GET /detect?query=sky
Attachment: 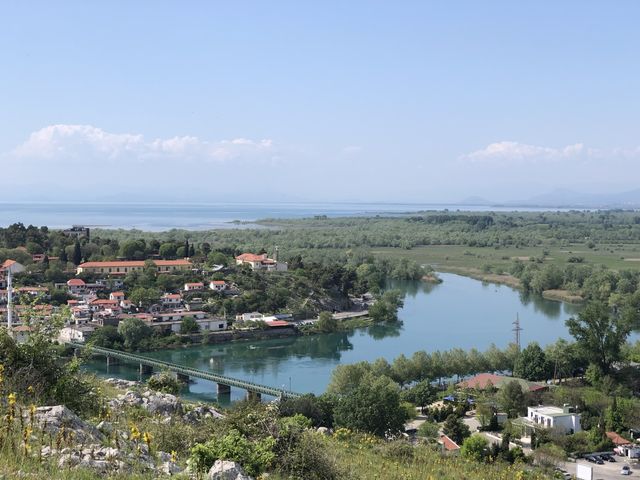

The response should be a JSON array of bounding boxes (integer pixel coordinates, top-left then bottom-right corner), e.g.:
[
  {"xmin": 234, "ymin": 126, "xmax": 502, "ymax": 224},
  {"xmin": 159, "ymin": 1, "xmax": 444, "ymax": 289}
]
[{"xmin": 1, "ymin": 1, "xmax": 639, "ymax": 204}]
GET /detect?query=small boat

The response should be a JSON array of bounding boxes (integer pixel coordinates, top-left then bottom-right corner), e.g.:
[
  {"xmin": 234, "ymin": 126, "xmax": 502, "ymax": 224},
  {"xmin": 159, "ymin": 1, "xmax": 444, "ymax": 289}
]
[{"xmin": 249, "ymin": 345, "xmax": 257, "ymax": 350}]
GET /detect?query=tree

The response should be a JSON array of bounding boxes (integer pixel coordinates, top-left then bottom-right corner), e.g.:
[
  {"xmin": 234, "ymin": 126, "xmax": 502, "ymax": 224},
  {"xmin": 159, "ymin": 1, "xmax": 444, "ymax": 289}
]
[
  {"xmin": 72, "ymin": 239, "xmax": 82, "ymax": 265},
  {"xmin": 442, "ymin": 414, "xmax": 471, "ymax": 445},
  {"xmin": 159, "ymin": 242, "xmax": 177, "ymax": 259},
  {"xmin": 460, "ymin": 434, "xmax": 488, "ymax": 462},
  {"xmin": 316, "ymin": 312, "xmax": 338, "ymax": 333},
  {"xmin": 401, "ymin": 380, "xmax": 436, "ymax": 413},
  {"xmin": 129, "ymin": 287, "xmax": 161, "ymax": 309},
  {"xmin": 498, "ymin": 380, "xmax": 526, "ymax": 418},
  {"xmin": 117, "ymin": 317, "xmax": 152, "ymax": 350},
  {"xmin": 180, "ymin": 316, "xmax": 200, "ymax": 334},
  {"xmin": 513, "ymin": 342, "xmax": 551, "ymax": 381},
  {"xmin": 333, "ymin": 373, "xmax": 407, "ymax": 436},
  {"xmin": 90, "ymin": 325, "xmax": 124, "ymax": 349},
  {"xmin": 369, "ymin": 289, "xmax": 404, "ymax": 323},
  {"xmin": 566, "ymin": 301, "xmax": 631, "ymax": 374}
]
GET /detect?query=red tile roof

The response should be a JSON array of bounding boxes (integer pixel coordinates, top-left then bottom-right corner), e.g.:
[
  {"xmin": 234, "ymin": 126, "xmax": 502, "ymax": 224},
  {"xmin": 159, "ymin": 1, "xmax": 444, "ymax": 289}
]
[
  {"xmin": 110, "ymin": 291, "xmax": 125, "ymax": 296},
  {"xmin": 457, "ymin": 373, "xmax": 506, "ymax": 390},
  {"xmin": 67, "ymin": 279, "xmax": 86, "ymax": 286},
  {"xmin": 236, "ymin": 253, "xmax": 267, "ymax": 262},
  {"xmin": 211, "ymin": 280, "xmax": 226, "ymax": 285},
  {"xmin": 265, "ymin": 320, "xmax": 290, "ymax": 327},
  {"xmin": 606, "ymin": 431, "xmax": 631, "ymax": 446},
  {"xmin": 2, "ymin": 259, "xmax": 17, "ymax": 268},
  {"xmin": 79, "ymin": 260, "xmax": 191, "ymax": 268},
  {"xmin": 440, "ymin": 435, "xmax": 460, "ymax": 451}
]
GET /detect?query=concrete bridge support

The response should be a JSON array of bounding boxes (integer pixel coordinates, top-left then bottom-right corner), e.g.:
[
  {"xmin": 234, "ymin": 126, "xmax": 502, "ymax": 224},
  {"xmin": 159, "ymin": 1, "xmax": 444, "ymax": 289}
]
[
  {"xmin": 246, "ymin": 391, "xmax": 262, "ymax": 402},
  {"xmin": 139, "ymin": 364, "xmax": 153, "ymax": 376},
  {"xmin": 176, "ymin": 373, "xmax": 190, "ymax": 383},
  {"xmin": 217, "ymin": 383, "xmax": 231, "ymax": 395}
]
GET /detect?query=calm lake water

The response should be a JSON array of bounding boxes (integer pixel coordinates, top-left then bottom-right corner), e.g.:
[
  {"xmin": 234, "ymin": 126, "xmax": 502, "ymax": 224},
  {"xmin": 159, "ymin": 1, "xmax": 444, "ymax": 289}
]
[
  {"xmin": 84, "ymin": 273, "xmax": 581, "ymax": 403},
  {"xmin": 0, "ymin": 201, "xmax": 573, "ymax": 231}
]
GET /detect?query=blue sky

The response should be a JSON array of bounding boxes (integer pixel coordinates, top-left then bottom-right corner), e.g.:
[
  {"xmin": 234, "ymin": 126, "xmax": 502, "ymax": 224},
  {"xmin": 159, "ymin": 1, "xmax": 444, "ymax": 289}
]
[{"xmin": 1, "ymin": 1, "xmax": 639, "ymax": 203}]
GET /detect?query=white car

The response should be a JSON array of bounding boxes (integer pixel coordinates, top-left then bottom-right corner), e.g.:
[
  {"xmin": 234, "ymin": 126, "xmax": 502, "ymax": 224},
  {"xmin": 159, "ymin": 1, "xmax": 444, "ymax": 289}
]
[{"xmin": 621, "ymin": 464, "xmax": 631, "ymax": 475}]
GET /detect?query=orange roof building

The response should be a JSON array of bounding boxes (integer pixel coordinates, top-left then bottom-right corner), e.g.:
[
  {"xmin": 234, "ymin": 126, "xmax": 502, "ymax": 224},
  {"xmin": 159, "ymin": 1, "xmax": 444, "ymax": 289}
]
[{"xmin": 77, "ymin": 259, "xmax": 191, "ymax": 275}]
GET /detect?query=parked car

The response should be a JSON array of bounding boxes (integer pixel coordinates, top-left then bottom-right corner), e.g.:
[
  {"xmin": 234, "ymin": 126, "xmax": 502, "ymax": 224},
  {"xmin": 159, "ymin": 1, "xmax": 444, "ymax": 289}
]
[
  {"xmin": 593, "ymin": 455, "xmax": 604, "ymax": 465},
  {"xmin": 621, "ymin": 465, "xmax": 631, "ymax": 475}
]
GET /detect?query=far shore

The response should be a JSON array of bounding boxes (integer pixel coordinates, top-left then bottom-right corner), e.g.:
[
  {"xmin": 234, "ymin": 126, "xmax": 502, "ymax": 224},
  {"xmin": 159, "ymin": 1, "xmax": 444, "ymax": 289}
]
[{"xmin": 436, "ymin": 266, "xmax": 585, "ymax": 304}]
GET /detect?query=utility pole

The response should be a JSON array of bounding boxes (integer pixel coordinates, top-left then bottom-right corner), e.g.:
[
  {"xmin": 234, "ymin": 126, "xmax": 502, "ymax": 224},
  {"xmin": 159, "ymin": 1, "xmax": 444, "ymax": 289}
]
[
  {"xmin": 7, "ymin": 268, "xmax": 13, "ymax": 332},
  {"xmin": 512, "ymin": 313, "xmax": 523, "ymax": 352}
]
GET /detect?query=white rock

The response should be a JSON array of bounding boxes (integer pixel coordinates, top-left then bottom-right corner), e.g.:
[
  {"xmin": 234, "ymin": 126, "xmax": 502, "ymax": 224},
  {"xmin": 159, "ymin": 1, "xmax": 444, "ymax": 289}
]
[{"xmin": 207, "ymin": 460, "xmax": 254, "ymax": 480}]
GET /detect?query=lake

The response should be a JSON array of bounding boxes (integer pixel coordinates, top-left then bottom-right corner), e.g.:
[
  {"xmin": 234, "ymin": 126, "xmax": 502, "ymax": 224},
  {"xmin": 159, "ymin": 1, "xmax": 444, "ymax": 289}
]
[
  {"xmin": 0, "ymin": 201, "xmax": 573, "ymax": 231},
  {"xmin": 84, "ymin": 273, "xmax": 582, "ymax": 402}
]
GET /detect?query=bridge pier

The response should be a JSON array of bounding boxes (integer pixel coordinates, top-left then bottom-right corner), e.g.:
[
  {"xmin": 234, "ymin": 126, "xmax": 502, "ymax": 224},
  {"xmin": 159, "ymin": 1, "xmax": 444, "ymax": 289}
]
[
  {"xmin": 246, "ymin": 391, "xmax": 262, "ymax": 402},
  {"xmin": 139, "ymin": 364, "xmax": 153, "ymax": 376},
  {"xmin": 176, "ymin": 373, "xmax": 190, "ymax": 383},
  {"xmin": 217, "ymin": 383, "xmax": 231, "ymax": 395},
  {"xmin": 106, "ymin": 355, "xmax": 120, "ymax": 373}
]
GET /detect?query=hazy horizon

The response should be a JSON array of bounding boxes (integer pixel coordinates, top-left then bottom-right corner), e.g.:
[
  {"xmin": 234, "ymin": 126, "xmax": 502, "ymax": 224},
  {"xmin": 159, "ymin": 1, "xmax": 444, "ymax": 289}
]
[{"xmin": 2, "ymin": 1, "xmax": 639, "ymax": 204}]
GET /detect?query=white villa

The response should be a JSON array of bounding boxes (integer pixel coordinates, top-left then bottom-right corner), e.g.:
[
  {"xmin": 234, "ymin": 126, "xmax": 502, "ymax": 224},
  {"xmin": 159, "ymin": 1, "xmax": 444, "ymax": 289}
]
[{"xmin": 519, "ymin": 405, "xmax": 581, "ymax": 434}]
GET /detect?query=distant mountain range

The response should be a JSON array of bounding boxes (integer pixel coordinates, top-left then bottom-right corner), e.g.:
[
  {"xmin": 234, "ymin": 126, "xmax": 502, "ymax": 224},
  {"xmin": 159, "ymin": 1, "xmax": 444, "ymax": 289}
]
[{"xmin": 461, "ymin": 189, "xmax": 640, "ymax": 209}]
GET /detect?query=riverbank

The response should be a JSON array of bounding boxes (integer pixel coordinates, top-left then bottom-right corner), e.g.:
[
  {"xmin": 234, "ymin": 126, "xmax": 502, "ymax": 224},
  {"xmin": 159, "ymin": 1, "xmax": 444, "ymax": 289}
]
[{"xmin": 436, "ymin": 266, "xmax": 584, "ymax": 304}]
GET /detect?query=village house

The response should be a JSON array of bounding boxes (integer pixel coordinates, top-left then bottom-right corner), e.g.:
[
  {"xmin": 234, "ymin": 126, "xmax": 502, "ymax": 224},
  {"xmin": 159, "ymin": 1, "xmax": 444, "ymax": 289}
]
[
  {"xmin": 109, "ymin": 291, "xmax": 125, "ymax": 303},
  {"xmin": 516, "ymin": 405, "xmax": 581, "ymax": 435},
  {"xmin": 58, "ymin": 324, "xmax": 95, "ymax": 344},
  {"xmin": 1, "ymin": 259, "xmax": 26, "ymax": 275},
  {"xmin": 16, "ymin": 286, "xmax": 49, "ymax": 297},
  {"xmin": 10, "ymin": 325, "xmax": 33, "ymax": 344},
  {"xmin": 161, "ymin": 293, "xmax": 182, "ymax": 306},
  {"xmin": 235, "ymin": 253, "xmax": 288, "ymax": 272},
  {"xmin": 184, "ymin": 282, "xmax": 204, "ymax": 292},
  {"xmin": 67, "ymin": 278, "xmax": 86, "ymax": 295},
  {"xmin": 89, "ymin": 298, "xmax": 120, "ymax": 314},
  {"xmin": 76, "ymin": 259, "xmax": 192, "ymax": 275},
  {"xmin": 209, "ymin": 280, "xmax": 227, "ymax": 292}
]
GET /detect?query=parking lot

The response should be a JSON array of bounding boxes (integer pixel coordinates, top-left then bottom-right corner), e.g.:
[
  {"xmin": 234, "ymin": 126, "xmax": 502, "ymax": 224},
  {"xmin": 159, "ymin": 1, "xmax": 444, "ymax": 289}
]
[{"xmin": 562, "ymin": 458, "xmax": 638, "ymax": 480}]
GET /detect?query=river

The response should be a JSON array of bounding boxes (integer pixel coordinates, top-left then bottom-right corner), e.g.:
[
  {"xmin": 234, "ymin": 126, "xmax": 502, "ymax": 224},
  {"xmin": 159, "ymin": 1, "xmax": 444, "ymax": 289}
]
[{"xmin": 83, "ymin": 273, "xmax": 582, "ymax": 403}]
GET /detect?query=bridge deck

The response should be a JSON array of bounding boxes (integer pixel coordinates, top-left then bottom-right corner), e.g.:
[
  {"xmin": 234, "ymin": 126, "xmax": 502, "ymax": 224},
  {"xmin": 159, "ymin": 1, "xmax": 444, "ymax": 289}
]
[{"xmin": 70, "ymin": 343, "xmax": 302, "ymax": 398}]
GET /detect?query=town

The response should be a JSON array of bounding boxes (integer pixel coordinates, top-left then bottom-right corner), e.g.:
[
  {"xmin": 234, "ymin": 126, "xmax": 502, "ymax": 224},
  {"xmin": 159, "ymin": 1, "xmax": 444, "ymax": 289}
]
[{"xmin": 0, "ymin": 227, "xmax": 374, "ymax": 348}]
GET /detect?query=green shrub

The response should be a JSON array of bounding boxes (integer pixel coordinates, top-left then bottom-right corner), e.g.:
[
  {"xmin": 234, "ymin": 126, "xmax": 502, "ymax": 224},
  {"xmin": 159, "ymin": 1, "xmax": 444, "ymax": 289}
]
[
  {"xmin": 147, "ymin": 371, "xmax": 181, "ymax": 394},
  {"xmin": 189, "ymin": 428, "xmax": 276, "ymax": 476}
]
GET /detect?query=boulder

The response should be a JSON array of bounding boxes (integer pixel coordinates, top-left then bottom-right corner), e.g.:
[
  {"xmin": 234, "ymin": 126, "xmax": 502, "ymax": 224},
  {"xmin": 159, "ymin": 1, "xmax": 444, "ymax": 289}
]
[
  {"xmin": 207, "ymin": 460, "xmax": 254, "ymax": 480},
  {"xmin": 31, "ymin": 405, "xmax": 104, "ymax": 444}
]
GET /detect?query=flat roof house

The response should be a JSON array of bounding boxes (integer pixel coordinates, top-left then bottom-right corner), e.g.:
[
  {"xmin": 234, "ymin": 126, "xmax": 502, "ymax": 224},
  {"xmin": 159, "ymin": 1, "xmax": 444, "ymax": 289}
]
[{"xmin": 516, "ymin": 405, "xmax": 581, "ymax": 435}]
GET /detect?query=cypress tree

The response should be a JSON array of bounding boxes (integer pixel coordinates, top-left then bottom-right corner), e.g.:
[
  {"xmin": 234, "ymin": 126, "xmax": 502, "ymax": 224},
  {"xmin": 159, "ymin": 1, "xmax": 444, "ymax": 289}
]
[{"xmin": 73, "ymin": 240, "xmax": 82, "ymax": 265}]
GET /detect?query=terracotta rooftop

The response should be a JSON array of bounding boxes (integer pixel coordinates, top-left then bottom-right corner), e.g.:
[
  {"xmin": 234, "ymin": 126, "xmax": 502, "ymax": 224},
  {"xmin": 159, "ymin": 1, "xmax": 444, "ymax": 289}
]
[
  {"xmin": 439, "ymin": 435, "xmax": 460, "ymax": 451},
  {"xmin": 79, "ymin": 259, "xmax": 191, "ymax": 268}
]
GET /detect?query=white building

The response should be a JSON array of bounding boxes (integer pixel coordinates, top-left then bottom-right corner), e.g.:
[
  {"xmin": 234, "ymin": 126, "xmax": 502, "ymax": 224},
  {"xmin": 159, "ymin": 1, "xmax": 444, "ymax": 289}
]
[
  {"xmin": 184, "ymin": 282, "xmax": 204, "ymax": 292},
  {"xmin": 235, "ymin": 253, "xmax": 288, "ymax": 272},
  {"xmin": 525, "ymin": 405, "xmax": 581, "ymax": 434},
  {"xmin": 58, "ymin": 325, "xmax": 95, "ymax": 343},
  {"xmin": 11, "ymin": 325, "xmax": 32, "ymax": 344},
  {"xmin": 209, "ymin": 280, "xmax": 227, "ymax": 292},
  {"xmin": 1, "ymin": 259, "xmax": 26, "ymax": 275},
  {"xmin": 162, "ymin": 293, "xmax": 182, "ymax": 306}
]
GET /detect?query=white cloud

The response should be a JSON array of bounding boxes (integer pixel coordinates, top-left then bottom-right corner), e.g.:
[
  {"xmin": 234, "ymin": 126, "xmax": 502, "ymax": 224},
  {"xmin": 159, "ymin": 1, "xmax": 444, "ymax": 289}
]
[
  {"xmin": 461, "ymin": 141, "xmax": 586, "ymax": 163},
  {"xmin": 10, "ymin": 124, "xmax": 276, "ymax": 163}
]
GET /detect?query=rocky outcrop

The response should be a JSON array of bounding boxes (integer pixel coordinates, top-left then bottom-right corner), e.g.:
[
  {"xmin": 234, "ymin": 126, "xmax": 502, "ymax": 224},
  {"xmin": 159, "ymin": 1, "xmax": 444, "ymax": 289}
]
[
  {"xmin": 183, "ymin": 404, "xmax": 224, "ymax": 424},
  {"xmin": 207, "ymin": 460, "xmax": 254, "ymax": 480},
  {"xmin": 104, "ymin": 377, "xmax": 139, "ymax": 389},
  {"xmin": 29, "ymin": 405, "xmax": 105, "ymax": 444},
  {"xmin": 109, "ymin": 389, "xmax": 183, "ymax": 415}
]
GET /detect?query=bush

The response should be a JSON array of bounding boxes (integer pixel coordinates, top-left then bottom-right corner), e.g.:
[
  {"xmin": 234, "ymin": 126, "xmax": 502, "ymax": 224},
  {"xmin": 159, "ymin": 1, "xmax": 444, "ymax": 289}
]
[
  {"xmin": 189, "ymin": 428, "xmax": 276, "ymax": 476},
  {"xmin": 147, "ymin": 371, "xmax": 181, "ymax": 394},
  {"xmin": 376, "ymin": 439, "xmax": 415, "ymax": 460}
]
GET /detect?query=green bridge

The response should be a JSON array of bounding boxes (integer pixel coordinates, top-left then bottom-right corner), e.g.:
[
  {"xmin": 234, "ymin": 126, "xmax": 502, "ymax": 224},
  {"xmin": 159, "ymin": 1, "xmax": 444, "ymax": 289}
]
[{"xmin": 69, "ymin": 343, "xmax": 302, "ymax": 400}]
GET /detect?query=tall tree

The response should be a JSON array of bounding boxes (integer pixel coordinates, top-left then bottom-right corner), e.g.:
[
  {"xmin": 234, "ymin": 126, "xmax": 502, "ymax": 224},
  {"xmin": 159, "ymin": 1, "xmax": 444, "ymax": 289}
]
[
  {"xmin": 513, "ymin": 342, "xmax": 551, "ymax": 381},
  {"xmin": 443, "ymin": 414, "xmax": 471, "ymax": 444},
  {"xmin": 498, "ymin": 380, "xmax": 526, "ymax": 418},
  {"xmin": 333, "ymin": 373, "xmax": 407, "ymax": 436},
  {"xmin": 72, "ymin": 239, "xmax": 82, "ymax": 265},
  {"xmin": 566, "ymin": 301, "xmax": 631, "ymax": 374}
]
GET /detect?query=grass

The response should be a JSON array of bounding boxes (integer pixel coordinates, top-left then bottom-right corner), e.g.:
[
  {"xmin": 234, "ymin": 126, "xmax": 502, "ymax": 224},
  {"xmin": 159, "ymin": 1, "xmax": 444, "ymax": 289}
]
[
  {"xmin": 371, "ymin": 242, "xmax": 640, "ymax": 274},
  {"xmin": 319, "ymin": 434, "xmax": 548, "ymax": 480}
]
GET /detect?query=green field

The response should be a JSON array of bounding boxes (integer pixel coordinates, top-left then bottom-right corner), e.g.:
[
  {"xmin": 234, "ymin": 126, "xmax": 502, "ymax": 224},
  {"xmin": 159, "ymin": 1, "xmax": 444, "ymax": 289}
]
[{"xmin": 371, "ymin": 242, "xmax": 640, "ymax": 274}]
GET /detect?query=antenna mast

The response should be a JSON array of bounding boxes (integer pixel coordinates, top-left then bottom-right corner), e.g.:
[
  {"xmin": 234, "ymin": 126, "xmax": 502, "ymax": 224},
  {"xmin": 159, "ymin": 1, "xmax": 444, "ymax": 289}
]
[{"xmin": 512, "ymin": 313, "xmax": 522, "ymax": 352}]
